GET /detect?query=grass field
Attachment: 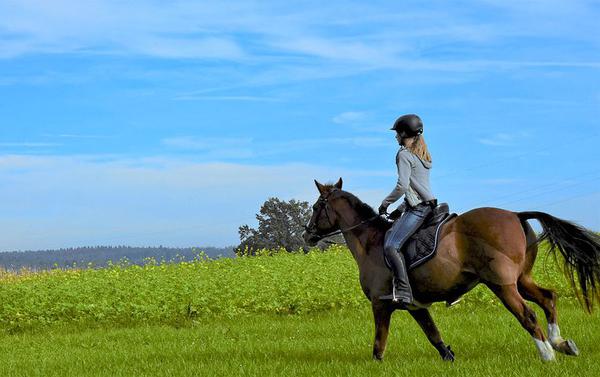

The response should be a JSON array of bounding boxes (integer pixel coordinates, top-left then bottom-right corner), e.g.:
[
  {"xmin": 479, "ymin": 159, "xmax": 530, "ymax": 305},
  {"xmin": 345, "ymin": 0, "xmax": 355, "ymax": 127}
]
[
  {"xmin": 1, "ymin": 302, "xmax": 598, "ymax": 377},
  {"xmin": 1, "ymin": 246, "xmax": 599, "ymax": 376}
]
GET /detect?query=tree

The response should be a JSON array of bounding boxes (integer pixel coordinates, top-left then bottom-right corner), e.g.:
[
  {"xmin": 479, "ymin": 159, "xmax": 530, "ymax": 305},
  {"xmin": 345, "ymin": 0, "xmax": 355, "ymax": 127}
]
[
  {"xmin": 237, "ymin": 198, "xmax": 309, "ymax": 255},
  {"xmin": 236, "ymin": 197, "xmax": 311, "ymax": 255},
  {"xmin": 236, "ymin": 197, "xmax": 347, "ymax": 256}
]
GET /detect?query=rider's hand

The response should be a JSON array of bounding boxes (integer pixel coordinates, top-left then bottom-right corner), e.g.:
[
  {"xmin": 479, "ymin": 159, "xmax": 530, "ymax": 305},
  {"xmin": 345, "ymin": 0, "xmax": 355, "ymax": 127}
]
[{"xmin": 378, "ymin": 204, "xmax": 388, "ymax": 215}]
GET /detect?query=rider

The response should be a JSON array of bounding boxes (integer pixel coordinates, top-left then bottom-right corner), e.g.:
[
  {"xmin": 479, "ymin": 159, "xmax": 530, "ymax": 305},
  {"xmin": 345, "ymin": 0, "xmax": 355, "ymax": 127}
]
[{"xmin": 378, "ymin": 114, "xmax": 436, "ymax": 306}]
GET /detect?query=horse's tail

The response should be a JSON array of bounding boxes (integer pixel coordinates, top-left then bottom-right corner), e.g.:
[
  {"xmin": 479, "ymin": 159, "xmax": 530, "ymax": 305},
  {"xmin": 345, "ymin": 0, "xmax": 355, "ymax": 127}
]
[{"xmin": 518, "ymin": 211, "xmax": 600, "ymax": 312}]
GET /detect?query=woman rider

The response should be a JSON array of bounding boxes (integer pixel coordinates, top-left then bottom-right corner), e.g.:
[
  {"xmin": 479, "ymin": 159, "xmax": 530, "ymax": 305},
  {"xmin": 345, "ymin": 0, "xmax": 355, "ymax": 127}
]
[{"xmin": 378, "ymin": 114, "xmax": 436, "ymax": 307}]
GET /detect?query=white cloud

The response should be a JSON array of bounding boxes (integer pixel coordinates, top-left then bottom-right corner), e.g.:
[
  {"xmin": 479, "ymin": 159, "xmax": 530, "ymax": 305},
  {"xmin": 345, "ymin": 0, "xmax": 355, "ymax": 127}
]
[
  {"xmin": 478, "ymin": 133, "xmax": 515, "ymax": 146},
  {"xmin": 162, "ymin": 136, "xmax": 253, "ymax": 150},
  {"xmin": 269, "ymin": 36, "xmax": 404, "ymax": 66},
  {"xmin": 0, "ymin": 152, "xmax": 597, "ymax": 251},
  {"xmin": 131, "ymin": 36, "xmax": 244, "ymax": 60},
  {"xmin": 332, "ymin": 111, "xmax": 367, "ymax": 125},
  {"xmin": 53, "ymin": 134, "xmax": 108, "ymax": 139},
  {"xmin": 1, "ymin": 0, "xmax": 597, "ymax": 68},
  {"xmin": 0, "ymin": 142, "xmax": 60, "ymax": 147},
  {"xmin": 0, "ymin": 1, "xmax": 248, "ymax": 60},
  {"xmin": 479, "ymin": 178, "xmax": 522, "ymax": 185},
  {"xmin": 0, "ymin": 154, "xmax": 387, "ymax": 250},
  {"xmin": 161, "ymin": 137, "xmax": 255, "ymax": 160},
  {"xmin": 478, "ymin": 131, "xmax": 531, "ymax": 147},
  {"xmin": 159, "ymin": 136, "xmax": 391, "ymax": 160},
  {"xmin": 173, "ymin": 95, "xmax": 281, "ymax": 102}
]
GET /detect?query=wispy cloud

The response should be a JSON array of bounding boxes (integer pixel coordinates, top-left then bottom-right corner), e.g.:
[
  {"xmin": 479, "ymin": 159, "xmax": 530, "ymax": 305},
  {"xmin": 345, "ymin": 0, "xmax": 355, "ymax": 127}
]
[
  {"xmin": 0, "ymin": 142, "xmax": 60, "ymax": 147},
  {"xmin": 162, "ymin": 136, "xmax": 253, "ymax": 150},
  {"xmin": 478, "ymin": 131, "xmax": 530, "ymax": 147},
  {"xmin": 0, "ymin": 153, "xmax": 386, "ymax": 250},
  {"xmin": 0, "ymin": 1, "xmax": 248, "ymax": 60},
  {"xmin": 160, "ymin": 135, "xmax": 389, "ymax": 160},
  {"xmin": 479, "ymin": 178, "xmax": 522, "ymax": 185},
  {"xmin": 277, "ymin": 137, "xmax": 389, "ymax": 150},
  {"xmin": 131, "ymin": 36, "xmax": 245, "ymax": 60},
  {"xmin": 268, "ymin": 36, "xmax": 404, "ymax": 66},
  {"xmin": 173, "ymin": 95, "xmax": 282, "ymax": 102},
  {"xmin": 161, "ymin": 136, "xmax": 255, "ymax": 159},
  {"xmin": 41, "ymin": 133, "xmax": 109, "ymax": 139},
  {"xmin": 497, "ymin": 97, "xmax": 584, "ymax": 106},
  {"xmin": 1, "ymin": 0, "xmax": 598, "ymax": 69},
  {"xmin": 332, "ymin": 111, "xmax": 367, "ymax": 125}
]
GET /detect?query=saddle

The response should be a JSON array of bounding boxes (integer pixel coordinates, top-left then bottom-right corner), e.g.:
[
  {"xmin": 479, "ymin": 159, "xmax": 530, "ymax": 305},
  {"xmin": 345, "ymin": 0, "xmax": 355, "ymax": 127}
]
[{"xmin": 385, "ymin": 203, "xmax": 457, "ymax": 271}]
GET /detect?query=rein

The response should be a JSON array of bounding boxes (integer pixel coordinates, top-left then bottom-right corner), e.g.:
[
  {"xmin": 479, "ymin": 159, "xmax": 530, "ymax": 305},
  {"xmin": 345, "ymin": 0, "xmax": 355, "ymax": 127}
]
[{"xmin": 316, "ymin": 214, "xmax": 380, "ymax": 239}]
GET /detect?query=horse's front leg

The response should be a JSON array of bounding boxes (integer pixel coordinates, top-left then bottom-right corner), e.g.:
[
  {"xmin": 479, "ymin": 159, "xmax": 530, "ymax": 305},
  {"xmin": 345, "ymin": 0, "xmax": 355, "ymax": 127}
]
[
  {"xmin": 372, "ymin": 303, "xmax": 392, "ymax": 361},
  {"xmin": 409, "ymin": 309, "xmax": 455, "ymax": 361}
]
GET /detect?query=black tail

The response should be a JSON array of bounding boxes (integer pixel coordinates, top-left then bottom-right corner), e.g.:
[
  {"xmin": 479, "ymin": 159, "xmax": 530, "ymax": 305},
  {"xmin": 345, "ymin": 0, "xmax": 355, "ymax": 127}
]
[{"xmin": 518, "ymin": 211, "xmax": 600, "ymax": 312}]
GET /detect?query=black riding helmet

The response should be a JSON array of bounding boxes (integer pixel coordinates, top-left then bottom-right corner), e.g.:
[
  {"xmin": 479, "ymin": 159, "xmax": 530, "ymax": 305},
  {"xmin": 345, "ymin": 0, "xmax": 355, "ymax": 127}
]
[{"xmin": 391, "ymin": 114, "xmax": 423, "ymax": 137}]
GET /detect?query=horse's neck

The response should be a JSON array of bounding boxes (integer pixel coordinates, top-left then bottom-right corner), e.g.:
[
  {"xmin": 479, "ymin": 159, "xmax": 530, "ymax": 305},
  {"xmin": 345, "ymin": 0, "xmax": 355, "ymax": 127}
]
[
  {"xmin": 336, "ymin": 204, "xmax": 377, "ymax": 263},
  {"xmin": 341, "ymin": 230, "xmax": 368, "ymax": 263}
]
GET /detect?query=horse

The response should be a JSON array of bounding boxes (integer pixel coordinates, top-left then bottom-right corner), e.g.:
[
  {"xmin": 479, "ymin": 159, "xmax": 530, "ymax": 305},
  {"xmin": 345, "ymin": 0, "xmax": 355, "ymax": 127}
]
[{"xmin": 302, "ymin": 178, "xmax": 600, "ymax": 362}]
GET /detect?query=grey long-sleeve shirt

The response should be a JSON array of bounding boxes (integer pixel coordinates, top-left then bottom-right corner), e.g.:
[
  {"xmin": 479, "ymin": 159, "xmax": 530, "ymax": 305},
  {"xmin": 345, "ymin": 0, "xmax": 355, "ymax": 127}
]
[{"xmin": 381, "ymin": 146, "xmax": 434, "ymax": 209}]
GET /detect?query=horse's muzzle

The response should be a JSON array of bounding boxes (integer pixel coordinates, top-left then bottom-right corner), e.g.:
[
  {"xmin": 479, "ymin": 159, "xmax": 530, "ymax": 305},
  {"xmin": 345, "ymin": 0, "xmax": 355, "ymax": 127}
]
[{"xmin": 302, "ymin": 230, "xmax": 321, "ymax": 247}]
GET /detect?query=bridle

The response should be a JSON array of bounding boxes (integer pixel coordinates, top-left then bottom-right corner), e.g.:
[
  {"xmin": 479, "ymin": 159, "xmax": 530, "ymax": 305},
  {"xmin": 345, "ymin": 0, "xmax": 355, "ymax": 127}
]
[{"xmin": 305, "ymin": 191, "xmax": 379, "ymax": 241}]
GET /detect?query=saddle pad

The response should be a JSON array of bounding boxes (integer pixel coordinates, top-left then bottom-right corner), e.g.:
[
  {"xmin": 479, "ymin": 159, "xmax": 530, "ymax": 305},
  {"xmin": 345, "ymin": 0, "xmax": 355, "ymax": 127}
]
[{"xmin": 404, "ymin": 213, "xmax": 457, "ymax": 271}]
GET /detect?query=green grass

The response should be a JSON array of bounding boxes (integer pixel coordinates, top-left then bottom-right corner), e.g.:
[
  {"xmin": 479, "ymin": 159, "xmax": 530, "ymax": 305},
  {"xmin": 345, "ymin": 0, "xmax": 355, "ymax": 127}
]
[
  {"xmin": 0, "ymin": 245, "xmax": 597, "ymax": 376},
  {"xmin": 0, "ymin": 302, "xmax": 598, "ymax": 377},
  {"xmin": 0, "ymin": 244, "xmax": 581, "ymax": 332},
  {"xmin": 0, "ymin": 246, "xmax": 366, "ymax": 331}
]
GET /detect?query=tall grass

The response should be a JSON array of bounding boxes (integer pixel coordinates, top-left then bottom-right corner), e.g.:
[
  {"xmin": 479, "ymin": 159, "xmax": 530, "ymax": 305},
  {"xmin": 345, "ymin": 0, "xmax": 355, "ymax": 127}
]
[{"xmin": 0, "ymin": 244, "xmax": 575, "ymax": 332}]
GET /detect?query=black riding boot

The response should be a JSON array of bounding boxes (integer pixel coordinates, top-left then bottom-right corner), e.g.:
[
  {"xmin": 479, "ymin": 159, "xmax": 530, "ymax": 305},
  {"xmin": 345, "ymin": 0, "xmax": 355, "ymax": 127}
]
[
  {"xmin": 379, "ymin": 202, "xmax": 432, "ymax": 306},
  {"xmin": 379, "ymin": 249, "xmax": 413, "ymax": 305}
]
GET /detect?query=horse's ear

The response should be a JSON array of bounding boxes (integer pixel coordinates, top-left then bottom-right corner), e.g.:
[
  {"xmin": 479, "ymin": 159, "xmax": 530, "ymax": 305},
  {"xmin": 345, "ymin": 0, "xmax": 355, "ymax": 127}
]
[
  {"xmin": 334, "ymin": 177, "xmax": 343, "ymax": 190},
  {"xmin": 314, "ymin": 180, "xmax": 327, "ymax": 195}
]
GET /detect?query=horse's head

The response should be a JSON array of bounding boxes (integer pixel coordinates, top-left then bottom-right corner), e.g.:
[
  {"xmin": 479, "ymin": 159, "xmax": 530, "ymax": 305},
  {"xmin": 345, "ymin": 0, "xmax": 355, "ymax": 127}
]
[{"xmin": 302, "ymin": 177, "xmax": 344, "ymax": 246}]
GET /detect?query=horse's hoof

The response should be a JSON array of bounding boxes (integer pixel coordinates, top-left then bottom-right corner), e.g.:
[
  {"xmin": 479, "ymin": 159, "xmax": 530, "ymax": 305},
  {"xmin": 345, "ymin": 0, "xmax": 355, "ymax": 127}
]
[
  {"xmin": 441, "ymin": 345, "xmax": 455, "ymax": 362},
  {"xmin": 373, "ymin": 352, "xmax": 384, "ymax": 361},
  {"xmin": 558, "ymin": 339, "xmax": 580, "ymax": 356}
]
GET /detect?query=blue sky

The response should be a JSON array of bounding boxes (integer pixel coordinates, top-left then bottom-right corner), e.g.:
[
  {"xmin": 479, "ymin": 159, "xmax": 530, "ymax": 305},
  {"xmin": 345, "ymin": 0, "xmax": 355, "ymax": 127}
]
[{"xmin": 1, "ymin": 0, "xmax": 599, "ymax": 251}]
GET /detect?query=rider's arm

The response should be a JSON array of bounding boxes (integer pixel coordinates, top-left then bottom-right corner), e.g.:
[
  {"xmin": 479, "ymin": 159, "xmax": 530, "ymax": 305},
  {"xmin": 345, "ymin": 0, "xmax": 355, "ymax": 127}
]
[{"xmin": 380, "ymin": 151, "xmax": 412, "ymax": 211}]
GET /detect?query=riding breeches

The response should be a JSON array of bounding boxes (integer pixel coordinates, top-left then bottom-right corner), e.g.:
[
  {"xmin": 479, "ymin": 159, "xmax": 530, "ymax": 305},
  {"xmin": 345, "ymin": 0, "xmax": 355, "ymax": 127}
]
[
  {"xmin": 383, "ymin": 202, "xmax": 432, "ymax": 300},
  {"xmin": 384, "ymin": 202, "xmax": 432, "ymax": 257}
]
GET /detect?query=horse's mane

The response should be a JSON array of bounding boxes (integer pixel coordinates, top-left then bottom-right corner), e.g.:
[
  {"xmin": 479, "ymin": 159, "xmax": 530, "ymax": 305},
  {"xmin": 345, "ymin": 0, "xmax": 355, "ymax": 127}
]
[{"xmin": 324, "ymin": 186, "xmax": 390, "ymax": 231}]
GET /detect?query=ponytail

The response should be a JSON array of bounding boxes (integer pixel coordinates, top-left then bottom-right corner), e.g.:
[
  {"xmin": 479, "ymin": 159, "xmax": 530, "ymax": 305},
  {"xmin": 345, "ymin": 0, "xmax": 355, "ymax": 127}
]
[{"xmin": 407, "ymin": 135, "xmax": 432, "ymax": 163}]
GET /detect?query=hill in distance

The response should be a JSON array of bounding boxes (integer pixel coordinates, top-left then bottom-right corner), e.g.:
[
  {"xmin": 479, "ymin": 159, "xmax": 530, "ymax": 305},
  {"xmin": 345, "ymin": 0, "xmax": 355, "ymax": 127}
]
[{"xmin": 0, "ymin": 246, "xmax": 235, "ymax": 271}]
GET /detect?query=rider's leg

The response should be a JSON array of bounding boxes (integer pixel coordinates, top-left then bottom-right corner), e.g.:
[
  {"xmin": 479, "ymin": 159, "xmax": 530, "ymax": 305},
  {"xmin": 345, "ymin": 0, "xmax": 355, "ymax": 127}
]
[
  {"xmin": 381, "ymin": 242, "xmax": 412, "ymax": 303},
  {"xmin": 381, "ymin": 203, "xmax": 432, "ymax": 304}
]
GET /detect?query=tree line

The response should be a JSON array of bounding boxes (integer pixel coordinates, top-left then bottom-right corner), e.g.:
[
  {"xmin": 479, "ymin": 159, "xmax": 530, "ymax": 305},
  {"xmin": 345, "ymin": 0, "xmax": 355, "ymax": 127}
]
[{"xmin": 0, "ymin": 246, "xmax": 234, "ymax": 271}]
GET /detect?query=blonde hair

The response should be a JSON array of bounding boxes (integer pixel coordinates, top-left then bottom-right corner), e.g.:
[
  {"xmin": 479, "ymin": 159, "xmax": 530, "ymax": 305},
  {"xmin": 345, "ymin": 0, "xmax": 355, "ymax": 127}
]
[{"xmin": 406, "ymin": 135, "xmax": 432, "ymax": 163}]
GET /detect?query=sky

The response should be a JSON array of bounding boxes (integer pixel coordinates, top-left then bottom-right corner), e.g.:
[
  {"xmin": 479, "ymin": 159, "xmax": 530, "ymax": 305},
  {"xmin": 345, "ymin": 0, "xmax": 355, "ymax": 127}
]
[{"xmin": 0, "ymin": 0, "xmax": 599, "ymax": 251}]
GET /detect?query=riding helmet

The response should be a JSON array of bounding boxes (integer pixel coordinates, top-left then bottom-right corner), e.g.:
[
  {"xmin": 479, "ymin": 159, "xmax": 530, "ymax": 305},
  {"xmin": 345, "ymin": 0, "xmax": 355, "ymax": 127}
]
[{"xmin": 391, "ymin": 114, "xmax": 423, "ymax": 137}]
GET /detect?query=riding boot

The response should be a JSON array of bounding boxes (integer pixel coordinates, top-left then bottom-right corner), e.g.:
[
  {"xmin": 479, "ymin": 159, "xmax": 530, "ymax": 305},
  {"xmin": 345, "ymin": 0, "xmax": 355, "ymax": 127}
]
[{"xmin": 379, "ymin": 250, "xmax": 413, "ymax": 305}]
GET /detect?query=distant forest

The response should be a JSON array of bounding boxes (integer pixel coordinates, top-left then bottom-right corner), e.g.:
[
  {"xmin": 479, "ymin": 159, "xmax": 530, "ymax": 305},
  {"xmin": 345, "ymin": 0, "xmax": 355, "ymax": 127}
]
[{"xmin": 0, "ymin": 246, "xmax": 235, "ymax": 271}]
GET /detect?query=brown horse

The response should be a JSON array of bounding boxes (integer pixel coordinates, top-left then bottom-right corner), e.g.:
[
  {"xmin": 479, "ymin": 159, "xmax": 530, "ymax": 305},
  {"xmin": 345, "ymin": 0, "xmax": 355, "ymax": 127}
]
[{"xmin": 302, "ymin": 178, "xmax": 600, "ymax": 362}]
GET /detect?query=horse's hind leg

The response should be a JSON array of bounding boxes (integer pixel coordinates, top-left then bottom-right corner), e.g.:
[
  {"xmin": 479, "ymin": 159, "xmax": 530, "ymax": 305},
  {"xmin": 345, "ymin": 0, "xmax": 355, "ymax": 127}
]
[
  {"xmin": 518, "ymin": 276, "xmax": 579, "ymax": 356},
  {"xmin": 487, "ymin": 283, "xmax": 555, "ymax": 361}
]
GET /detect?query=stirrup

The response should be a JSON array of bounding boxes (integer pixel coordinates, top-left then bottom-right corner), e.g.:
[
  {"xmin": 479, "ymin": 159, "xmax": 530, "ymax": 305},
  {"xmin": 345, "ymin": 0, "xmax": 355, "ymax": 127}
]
[
  {"xmin": 392, "ymin": 277, "xmax": 414, "ymax": 303},
  {"xmin": 446, "ymin": 297, "xmax": 462, "ymax": 307},
  {"xmin": 379, "ymin": 278, "xmax": 412, "ymax": 304}
]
